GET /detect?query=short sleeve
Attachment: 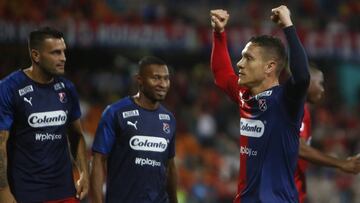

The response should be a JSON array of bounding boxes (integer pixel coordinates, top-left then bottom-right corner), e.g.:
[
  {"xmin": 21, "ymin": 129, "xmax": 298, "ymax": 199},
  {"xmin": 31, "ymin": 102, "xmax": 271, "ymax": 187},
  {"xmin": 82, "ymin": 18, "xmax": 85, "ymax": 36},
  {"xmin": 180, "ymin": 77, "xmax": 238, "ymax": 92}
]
[
  {"xmin": 0, "ymin": 80, "xmax": 15, "ymax": 130},
  {"xmin": 168, "ymin": 116, "xmax": 176, "ymax": 159},
  {"xmin": 66, "ymin": 81, "xmax": 81, "ymax": 121},
  {"xmin": 92, "ymin": 105, "xmax": 117, "ymax": 155}
]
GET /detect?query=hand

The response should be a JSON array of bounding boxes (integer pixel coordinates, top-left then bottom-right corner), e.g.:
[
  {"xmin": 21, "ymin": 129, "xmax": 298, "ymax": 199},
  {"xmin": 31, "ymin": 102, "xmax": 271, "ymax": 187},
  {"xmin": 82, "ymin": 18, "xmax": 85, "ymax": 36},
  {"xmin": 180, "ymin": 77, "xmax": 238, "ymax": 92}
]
[
  {"xmin": 210, "ymin": 9, "xmax": 229, "ymax": 33},
  {"xmin": 0, "ymin": 186, "xmax": 17, "ymax": 203},
  {"xmin": 339, "ymin": 154, "xmax": 360, "ymax": 174},
  {"xmin": 75, "ymin": 171, "xmax": 89, "ymax": 200},
  {"xmin": 271, "ymin": 5, "xmax": 293, "ymax": 28}
]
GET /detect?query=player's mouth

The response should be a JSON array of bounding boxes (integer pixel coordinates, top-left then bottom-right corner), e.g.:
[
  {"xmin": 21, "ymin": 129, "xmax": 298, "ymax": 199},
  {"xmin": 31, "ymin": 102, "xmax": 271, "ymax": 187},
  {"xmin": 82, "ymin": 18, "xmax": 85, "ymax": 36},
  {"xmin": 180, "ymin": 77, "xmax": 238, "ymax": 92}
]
[{"xmin": 155, "ymin": 89, "xmax": 167, "ymax": 96}]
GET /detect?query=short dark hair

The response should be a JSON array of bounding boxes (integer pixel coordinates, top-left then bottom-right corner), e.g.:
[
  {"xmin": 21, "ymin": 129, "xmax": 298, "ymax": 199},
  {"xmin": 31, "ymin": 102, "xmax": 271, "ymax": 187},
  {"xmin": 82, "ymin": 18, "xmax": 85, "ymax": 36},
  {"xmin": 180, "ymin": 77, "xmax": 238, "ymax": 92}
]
[
  {"xmin": 138, "ymin": 56, "xmax": 166, "ymax": 74},
  {"xmin": 249, "ymin": 35, "xmax": 287, "ymax": 75},
  {"xmin": 28, "ymin": 27, "xmax": 64, "ymax": 50}
]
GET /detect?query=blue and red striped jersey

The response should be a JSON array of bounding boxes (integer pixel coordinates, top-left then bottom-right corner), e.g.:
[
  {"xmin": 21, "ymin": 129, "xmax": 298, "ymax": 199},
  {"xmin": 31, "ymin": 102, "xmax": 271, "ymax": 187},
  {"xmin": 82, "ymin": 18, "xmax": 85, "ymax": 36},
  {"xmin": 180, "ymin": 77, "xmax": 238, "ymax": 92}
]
[{"xmin": 211, "ymin": 26, "xmax": 310, "ymax": 203}]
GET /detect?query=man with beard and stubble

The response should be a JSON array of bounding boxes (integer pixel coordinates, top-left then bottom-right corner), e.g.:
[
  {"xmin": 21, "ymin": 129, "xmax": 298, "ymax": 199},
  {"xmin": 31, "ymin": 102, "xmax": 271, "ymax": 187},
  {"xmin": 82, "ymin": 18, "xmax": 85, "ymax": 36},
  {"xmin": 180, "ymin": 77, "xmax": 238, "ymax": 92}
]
[
  {"xmin": 0, "ymin": 27, "xmax": 89, "ymax": 203},
  {"xmin": 90, "ymin": 56, "xmax": 178, "ymax": 203}
]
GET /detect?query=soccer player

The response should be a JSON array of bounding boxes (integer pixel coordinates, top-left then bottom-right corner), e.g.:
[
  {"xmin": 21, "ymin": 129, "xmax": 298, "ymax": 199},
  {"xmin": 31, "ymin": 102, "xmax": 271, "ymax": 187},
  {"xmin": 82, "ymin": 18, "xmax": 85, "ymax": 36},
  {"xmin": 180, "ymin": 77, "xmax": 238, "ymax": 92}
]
[
  {"xmin": 295, "ymin": 65, "xmax": 360, "ymax": 203},
  {"xmin": 0, "ymin": 27, "xmax": 89, "ymax": 202},
  {"xmin": 210, "ymin": 5, "xmax": 310, "ymax": 203},
  {"xmin": 90, "ymin": 56, "xmax": 178, "ymax": 203}
]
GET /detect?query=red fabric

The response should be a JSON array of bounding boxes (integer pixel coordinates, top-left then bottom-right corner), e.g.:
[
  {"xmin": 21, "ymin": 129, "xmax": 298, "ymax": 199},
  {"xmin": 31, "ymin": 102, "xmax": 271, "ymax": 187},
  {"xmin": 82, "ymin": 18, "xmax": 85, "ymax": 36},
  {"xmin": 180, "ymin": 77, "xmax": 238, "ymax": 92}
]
[
  {"xmin": 44, "ymin": 197, "xmax": 79, "ymax": 203},
  {"xmin": 295, "ymin": 104, "xmax": 312, "ymax": 203},
  {"xmin": 211, "ymin": 31, "xmax": 249, "ymax": 203}
]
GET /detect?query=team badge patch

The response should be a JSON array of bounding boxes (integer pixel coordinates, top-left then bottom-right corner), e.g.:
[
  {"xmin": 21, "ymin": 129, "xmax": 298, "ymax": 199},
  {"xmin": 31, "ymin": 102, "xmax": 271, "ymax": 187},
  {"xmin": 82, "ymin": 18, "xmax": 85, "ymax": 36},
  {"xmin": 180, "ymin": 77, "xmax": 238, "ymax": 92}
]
[
  {"xmin": 258, "ymin": 99, "xmax": 267, "ymax": 111},
  {"xmin": 58, "ymin": 92, "xmax": 67, "ymax": 103},
  {"xmin": 163, "ymin": 123, "xmax": 170, "ymax": 134}
]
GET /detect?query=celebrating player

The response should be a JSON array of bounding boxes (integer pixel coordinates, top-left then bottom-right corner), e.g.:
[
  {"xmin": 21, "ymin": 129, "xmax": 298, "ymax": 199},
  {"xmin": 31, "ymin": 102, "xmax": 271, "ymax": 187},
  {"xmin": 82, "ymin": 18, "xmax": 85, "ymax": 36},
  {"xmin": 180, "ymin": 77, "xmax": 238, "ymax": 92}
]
[
  {"xmin": 90, "ymin": 56, "xmax": 178, "ymax": 203},
  {"xmin": 0, "ymin": 27, "xmax": 89, "ymax": 202},
  {"xmin": 210, "ymin": 5, "xmax": 310, "ymax": 202}
]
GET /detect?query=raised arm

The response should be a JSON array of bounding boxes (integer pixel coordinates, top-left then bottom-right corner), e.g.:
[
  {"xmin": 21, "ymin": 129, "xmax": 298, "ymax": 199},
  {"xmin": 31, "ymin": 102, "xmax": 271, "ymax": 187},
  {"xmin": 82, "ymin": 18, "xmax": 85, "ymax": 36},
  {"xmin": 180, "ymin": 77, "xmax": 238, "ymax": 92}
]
[
  {"xmin": 210, "ymin": 9, "xmax": 240, "ymax": 102},
  {"xmin": 0, "ymin": 131, "xmax": 16, "ymax": 203},
  {"xmin": 299, "ymin": 138, "xmax": 360, "ymax": 174},
  {"xmin": 69, "ymin": 119, "xmax": 89, "ymax": 200},
  {"xmin": 271, "ymin": 5, "xmax": 310, "ymax": 98}
]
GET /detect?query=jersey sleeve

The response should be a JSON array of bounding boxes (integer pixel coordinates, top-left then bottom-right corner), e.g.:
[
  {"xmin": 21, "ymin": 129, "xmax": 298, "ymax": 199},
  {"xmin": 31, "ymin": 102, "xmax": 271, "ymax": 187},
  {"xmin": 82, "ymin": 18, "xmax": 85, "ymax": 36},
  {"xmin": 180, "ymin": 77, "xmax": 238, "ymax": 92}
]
[
  {"xmin": 0, "ymin": 80, "xmax": 15, "ymax": 130},
  {"xmin": 92, "ymin": 105, "xmax": 117, "ymax": 155},
  {"xmin": 211, "ymin": 31, "xmax": 241, "ymax": 102},
  {"xmin": 66, "ymin": 81, "xmax": 81, "ymax": 122},
  {"xmin": 282, "ymin": 26, "xmax": 310, "ymax": 122},
  {"xmin": 299, "ymin": 104, "xmax": 311, "ymax": 139},
  {"xmin": 168, "ymin": 116, "xmax": 176, "ymax": 159}
]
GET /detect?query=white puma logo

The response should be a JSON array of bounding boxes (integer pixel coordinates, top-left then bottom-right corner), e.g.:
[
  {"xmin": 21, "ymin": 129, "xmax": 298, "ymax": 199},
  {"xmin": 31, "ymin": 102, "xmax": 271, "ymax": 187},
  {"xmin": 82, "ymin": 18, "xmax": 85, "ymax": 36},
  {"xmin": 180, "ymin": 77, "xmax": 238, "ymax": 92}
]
[
  {"xmin": 24, "ymin": 97, "xmax": 32, "ymax": 106},
  {"xmin": 127, "ymin": 121, "xmax": 138, "ymax": 130}
]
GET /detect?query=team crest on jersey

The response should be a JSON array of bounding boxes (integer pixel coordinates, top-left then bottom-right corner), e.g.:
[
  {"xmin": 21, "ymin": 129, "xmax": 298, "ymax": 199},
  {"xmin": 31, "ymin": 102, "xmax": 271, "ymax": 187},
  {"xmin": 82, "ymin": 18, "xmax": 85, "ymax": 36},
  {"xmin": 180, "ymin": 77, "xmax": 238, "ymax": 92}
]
[
  {"xmin": 18, "ymin": 85, "xmax": 33, "ymax": 96},
  {"xmin": 159, "ymin": 114, "xmax": 170, "ymax": 120},
  {"xmin": 122, "ymin": 110, "xmax": 139, "ymax": 118},
  {"xmin": 54, "ymin": 82, "xmax": 65, "ymax": 91},
  {"xmin": 258, "ymin": 99, "xmax": 267, "ymax": 111},
  {"xmin": 58, "ymin": 92, "xmax": 67, "ymax": 103},
  {"xmin": 163, "ymin": 123, "xmax": 170, "ymax": 134}
]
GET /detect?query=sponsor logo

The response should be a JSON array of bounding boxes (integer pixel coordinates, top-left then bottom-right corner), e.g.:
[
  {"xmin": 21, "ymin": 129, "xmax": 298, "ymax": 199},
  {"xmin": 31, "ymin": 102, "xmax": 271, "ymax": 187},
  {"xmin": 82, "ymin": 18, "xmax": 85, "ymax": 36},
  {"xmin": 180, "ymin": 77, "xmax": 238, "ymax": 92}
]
[
  {"xmin": 129, "ymin": 135, "xmax": 168, "ymax": 152},
  {"xmin": 28, "ymin": 110, "xmax": 67, "ymax": 128},
  {"xmin": 240, "ymin": 146, "xmax": 258, "ymax": 157},
  {"xmin": 159, "ymin": 114, "xmax": 170, "ymax": 120},
  {"xmin": 35, "ymin": 133, "xmax": 62, "ymax": 141},
  {"xmin": 24, "ymin": 97, "xmax": 32, "ymax": 106},
  {"xmin": 122, "ymin": 110, "xmax": 139, "ymax": 118},
  {"xmin": 18, "ymin": 85, "xmax": 33, "ymax": 96},
  {"xmin": 54, "ymin": 82, "xmax": 65, "ymax": 91},
  {"xmin": 240, "ymin": 118, "xmax": 265, "ymax": 138},
  {"xmin": 135, "ymin": 157, "xmax": 161, "ymax": 167},
  {"xmin": 127, "ymin": 120, "xmax": 138, "ymax": 130}
]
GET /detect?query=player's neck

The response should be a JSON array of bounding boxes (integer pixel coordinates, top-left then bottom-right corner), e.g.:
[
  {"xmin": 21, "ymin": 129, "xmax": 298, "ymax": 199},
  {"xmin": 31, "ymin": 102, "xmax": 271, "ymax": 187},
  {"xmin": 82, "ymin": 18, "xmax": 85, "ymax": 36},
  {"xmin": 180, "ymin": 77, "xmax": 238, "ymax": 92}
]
[
  {"xmin": 250, "ymin": 79, "xmax": 279, "ymax": 96},
  {"xmin": 133, "ymin": 92, "xmax": 160, "ymax": 110},
  {"xmin": 24, "ymin": 66, "xmax": 54, "ymax": 84}
]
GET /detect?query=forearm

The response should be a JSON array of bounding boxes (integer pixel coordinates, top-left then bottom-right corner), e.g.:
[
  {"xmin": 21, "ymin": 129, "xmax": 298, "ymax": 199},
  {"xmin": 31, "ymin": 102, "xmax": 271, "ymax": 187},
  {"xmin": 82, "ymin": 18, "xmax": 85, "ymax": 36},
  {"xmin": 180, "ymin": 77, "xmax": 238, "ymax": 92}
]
[
  {"xmin": 300, "ymin": 143, "xmax": 343, "ymax": 168},
  {"xmin": 166, "ymin": 159, "xmax": 178, "ymax": 203},
  {"xmin": 211, "ymin": 31, "xmax": 237, "ymax": 89},
  {"xmin": 0, "ymin": 131, "xmax": 9, "ymax": 189},
  {"xmin": 284, "ymin": 26, "xmax": 310, "ymax": 87},
  {"xmin": 76, "ymin": 135, "xmax": 89, "ymax": 177},
  {"xmin": 90, "ymin": 154, "xmax": 106, "ymax": 203}
]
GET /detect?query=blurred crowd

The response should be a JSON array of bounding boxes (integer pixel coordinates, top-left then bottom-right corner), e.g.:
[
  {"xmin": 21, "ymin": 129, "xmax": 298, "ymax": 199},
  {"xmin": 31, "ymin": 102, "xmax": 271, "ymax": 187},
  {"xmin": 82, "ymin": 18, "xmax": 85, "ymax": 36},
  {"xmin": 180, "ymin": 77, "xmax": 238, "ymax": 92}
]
[
  {"xmin": 0, "ymin": 0, "xmax": 359, "ymax": 31},
  {"xmin": 1, "ymin": 0, "xmax": 360, "ymax": 203}
]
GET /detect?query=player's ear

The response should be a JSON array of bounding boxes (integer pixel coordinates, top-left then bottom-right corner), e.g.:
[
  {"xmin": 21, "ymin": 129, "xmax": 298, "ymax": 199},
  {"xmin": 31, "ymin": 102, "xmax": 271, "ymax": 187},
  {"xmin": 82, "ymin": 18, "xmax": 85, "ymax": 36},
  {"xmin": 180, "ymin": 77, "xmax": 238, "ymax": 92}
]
[
  {"xmin": 31, "ymin": 49, "xmax": 40, "ymax": 63},
  {"xmin": 265, "ymin": 61, "xmax": 276, "ymax": 74},
  {"xmin": 135, "ymin": 74, "xmax": 143, "ymax": 86}
]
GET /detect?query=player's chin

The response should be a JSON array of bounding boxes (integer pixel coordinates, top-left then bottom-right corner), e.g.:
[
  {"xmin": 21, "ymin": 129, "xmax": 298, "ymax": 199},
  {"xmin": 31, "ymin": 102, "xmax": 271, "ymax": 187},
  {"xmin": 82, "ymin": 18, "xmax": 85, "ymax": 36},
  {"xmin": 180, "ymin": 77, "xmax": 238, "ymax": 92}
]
[
  {"xmin": 238, "ymin": 78, "xmax": 245, "ymax": 86},
  {"xmin": 53, "ymin": 69, "xmax": 65, "ymax": 76}
]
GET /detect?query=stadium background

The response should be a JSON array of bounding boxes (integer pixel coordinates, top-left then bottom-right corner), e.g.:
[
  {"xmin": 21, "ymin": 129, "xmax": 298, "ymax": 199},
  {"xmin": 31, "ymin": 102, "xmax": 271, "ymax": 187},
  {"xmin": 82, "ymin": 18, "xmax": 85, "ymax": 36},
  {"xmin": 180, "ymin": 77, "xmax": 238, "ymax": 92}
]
[{"xmin": 0, "ymin": 0, "xmax": 359, "ymax": 202}]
